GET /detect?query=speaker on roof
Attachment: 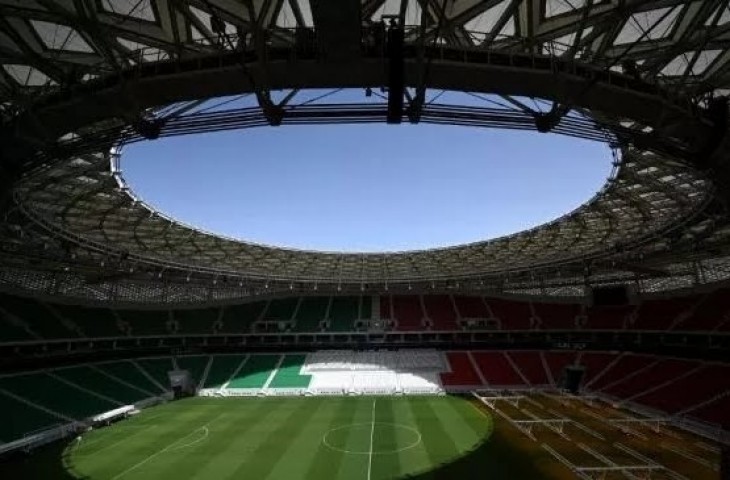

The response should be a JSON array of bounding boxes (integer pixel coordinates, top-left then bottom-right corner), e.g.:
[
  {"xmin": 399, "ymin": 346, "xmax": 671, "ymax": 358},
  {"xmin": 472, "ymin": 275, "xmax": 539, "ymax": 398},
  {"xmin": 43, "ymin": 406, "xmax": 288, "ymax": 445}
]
[
  {"xmin": 386, "ymin": 18, "xmax": 404, "ymax": 124},
  {"xmin": 589, "ymin": 284, "xmax": 634, "ymax": 307}
]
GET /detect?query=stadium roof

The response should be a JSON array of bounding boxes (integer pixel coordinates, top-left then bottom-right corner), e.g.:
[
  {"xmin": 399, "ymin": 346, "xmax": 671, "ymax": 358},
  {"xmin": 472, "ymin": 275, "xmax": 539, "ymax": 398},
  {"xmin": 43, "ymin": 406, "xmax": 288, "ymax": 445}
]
[{"xmin": 2, "ymin": 0, "xmax": 730, "ymax": 301}]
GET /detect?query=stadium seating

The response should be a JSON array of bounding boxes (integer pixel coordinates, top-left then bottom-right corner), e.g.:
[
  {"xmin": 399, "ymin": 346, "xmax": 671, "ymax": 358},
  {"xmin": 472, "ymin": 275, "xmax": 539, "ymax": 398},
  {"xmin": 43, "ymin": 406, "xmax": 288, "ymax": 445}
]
[
  {"xmin": 202, "ymin": 355, "xmax": 247, "ymax": 389},
  {"xmin": 227, "ymin": 355, "xmax": 279, "ymax": 389},
  {"xmin": 487, "ymin": 298, "xmax": 531, "ymax": 329},
  {"xmin": 632, "ymin": 297, "xmax": 698, "ymax": 330},
  {"xmin": 0, "ymin": 372, "xmax": 119, "ymax": 419},
  {"xmin": 0, "ymin": 293, "xmax": 79, "ymax": 339},
  {"xmin": 328, "ymin": 296, "xmax": 361, "ymax": 331},
  {"xmin": 0, "ymin": 307, "xmax": 34, "ymax": 342},
  {"xmin": 586, "ymin": 354, "xmax": 656, "ymax": 391},
  {"xmin": 262, "ymin": 298, "xmax": 299, "ymax": 322},
  {"xmin": 219, "ymin": 302, "xmax": 266, "ymax": 333},
  {"xmin": 506, "ymin": 351, "xmax": 550, "ymax": 386},
  {"xmin": 586, "ymin": 305, "xmax": 631, "ymax": 329},
  {"xmin": 390, "ymin": 295, "xmax": 425, "ymax": 331},
  {"xmin": 533, "ymin": 302, "xmax": 580, "ymax": 329},
  {"xmin": 422, "ymin": 295, "xmax": 459, "ymax": 330},
  {"xmin": 0, "ymin": 391, "xmax": 66, "ymax": 442},
  {"xmin": 174, "ymin": 308, "xmax": 219, "ymax": 334},
  {"xmin": 117, "ymin": 309, "xmax": 169, "ymax": 336},
  {"xmin": 454, "ymin": 296, "xmax": 490, "ymax": 319},
  {"xmin": 268, "ymin": 355, "xmax": 311, "ymax": 388},
  {"xmin": 96, "ymin": 361, "xmax": 166, "ymax": 395},
  {"xmin": 543, "ymin": 351, "xmax": 577, "ymax": 385},
  {"xmin": 135, "ymin": 358, "xmax": 175, "ymax": 390},
  {"xmin": 687, "ymin": 394, "xmax": 730, "ymax": 428},
  {"xmin": 472, "ymin": 352, "xmax": 527, "ymax": 386},
  {"xmin": 53, "ymin": 366, "xmax": 151, "ymax": 405},
  {"xmin": 599, "ymin": 358, "xmax": 693, "ymax": 398},
  {"xmin": 440, "ymin": 352, "xmax": 482, "ymax": 387},
  {"xmin": 673, "ymin": 288, "xmax": 730, "ymax": 331},
  {"xmin": 175, "ymin": 356, "xmax": 210, "ymax": 387},
  {"xmin": 51, "ymin": 303, "xmax": 123, "ymax": 338},
  {"xmin": 577, "ymin": 352, "xmax": 620, "ymax": 387},
  {"xmin": 293, "ymin": 296, "xmax": 329, "ymax": 332}
]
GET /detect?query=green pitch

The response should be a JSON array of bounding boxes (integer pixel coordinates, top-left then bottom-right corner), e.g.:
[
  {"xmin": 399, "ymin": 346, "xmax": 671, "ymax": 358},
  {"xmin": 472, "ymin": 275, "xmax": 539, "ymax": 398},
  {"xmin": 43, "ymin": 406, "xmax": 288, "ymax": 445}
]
[{"xmin": 5, "ymin": 395, "xmax": 550, "ymax": 479}]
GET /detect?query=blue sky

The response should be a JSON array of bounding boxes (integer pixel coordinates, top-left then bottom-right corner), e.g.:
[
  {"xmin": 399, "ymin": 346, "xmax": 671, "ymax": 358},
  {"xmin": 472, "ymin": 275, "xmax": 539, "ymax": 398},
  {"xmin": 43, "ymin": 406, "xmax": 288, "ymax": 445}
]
[{"xmin": 124, "ymin": 111, "xmax": 611, "ymax": 252}]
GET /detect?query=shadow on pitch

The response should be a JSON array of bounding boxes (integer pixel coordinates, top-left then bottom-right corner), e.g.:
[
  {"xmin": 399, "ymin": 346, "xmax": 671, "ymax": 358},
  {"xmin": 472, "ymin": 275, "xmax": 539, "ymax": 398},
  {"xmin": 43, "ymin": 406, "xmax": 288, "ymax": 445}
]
[{"xmin": 0, "ymin": 440, "xmax": 88, "ymax": 480}]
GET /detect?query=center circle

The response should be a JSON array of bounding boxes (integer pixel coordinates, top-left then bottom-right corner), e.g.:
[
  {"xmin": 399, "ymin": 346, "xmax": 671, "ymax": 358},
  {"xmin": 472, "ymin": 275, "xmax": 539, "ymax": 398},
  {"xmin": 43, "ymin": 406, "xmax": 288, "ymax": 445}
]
[{"xmin": 322, "ymin": 422, "xmax": 422, "ymax": 455}]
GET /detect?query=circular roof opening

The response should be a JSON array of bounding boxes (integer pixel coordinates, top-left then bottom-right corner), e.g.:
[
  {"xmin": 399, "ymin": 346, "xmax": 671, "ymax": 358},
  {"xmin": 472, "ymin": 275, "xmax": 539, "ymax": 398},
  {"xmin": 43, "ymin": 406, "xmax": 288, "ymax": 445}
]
[{"xmin": 122, "ymin": 124, "xmax": 611, "ymax": 253}]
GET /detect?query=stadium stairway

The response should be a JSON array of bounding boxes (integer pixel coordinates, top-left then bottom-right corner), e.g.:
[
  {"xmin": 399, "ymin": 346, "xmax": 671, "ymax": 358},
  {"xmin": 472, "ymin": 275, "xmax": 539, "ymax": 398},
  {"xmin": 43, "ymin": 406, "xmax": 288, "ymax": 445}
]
[
  {"xmin": 293, "ymin": 296, "xmax": 329, "ymax": 332},
  {"xmin": 0, "ymin": 390, "xmax": 71, "ymax": 442},
  {"xmin": 202, "ymin": 355, "xmax": 248, "ymax": 390},
  {"xmin": 53, "ymin": 366, "xmax": 152, "ymax": 405},
  {"xmin": 96, "ymin": 361, "xmax": 167, "ymax": 395},
  {"xmin": 226, "ymin": 355, "xmax": 280, "ymax": 389},
  {"xmin": 135, "ymin": 358, "xmax": 175, "ymax": 392},
  {"xmin": 328, "ymin": 296, "xmax": 361, "ymax": 331},
  {"xmin": 267, "ymin": 355, "xmax": 311, "ymax": 389}
]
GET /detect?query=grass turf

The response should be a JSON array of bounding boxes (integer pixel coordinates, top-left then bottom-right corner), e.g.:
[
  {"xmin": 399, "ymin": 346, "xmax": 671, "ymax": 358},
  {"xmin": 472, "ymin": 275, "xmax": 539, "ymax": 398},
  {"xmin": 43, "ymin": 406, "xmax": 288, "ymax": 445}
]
[{"xmin": 1, "ymin": 395, "xmax": 563, "ymax": 479}]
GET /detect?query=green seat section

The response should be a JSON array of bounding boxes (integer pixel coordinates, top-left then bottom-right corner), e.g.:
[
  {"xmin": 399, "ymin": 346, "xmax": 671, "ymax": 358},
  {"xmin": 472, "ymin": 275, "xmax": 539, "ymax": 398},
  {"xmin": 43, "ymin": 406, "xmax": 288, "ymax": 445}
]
[
  {"xmin": 220, "ymin": 302, "xmax": 266, "ymax": 333},
  {"xmin": 54, "ymin": 366, "xmax": 149, "ymax": 405},
  {"xmin": 263, "ymin": 298, "xmax": 299, "ymax": 321},
  {"xmin": 0, "ymin": 391, "xmax": 66, "ymax": 442},
  {"xmin": 175, "ymin": 356, "xmax": 209, "ymax": 386},
  {"xmin": 135, "ymin": 358, "xmax": 174, "ymax": 390},
  {"xmin": 0, "ymin": 309, "xmax": 33, "ymax": 342},
  {"xmin": 118, "ymin": 310, "xmax": 169, "ymax": 336},
  {"xmin": 293, "ymin": 297, "xmax": 328, "ymax": 332},
  {"xmin": 53, "ymin": 303, "xmax": 122, "ymax": 338},
  {"xmin": 329, "ymin": 296, "xmax": 361, "ymax": 331},
  {"xmin": 227, "ymin": 355, "xmax": 280, "ymax": 389},
  {"xmin": 0, "ymin": 293, "xmax": 77, "ymax": 339},
  {"xmin": 0, "ymin": 373, "xmax": 118, "ymax": 420},
  {"xmin": 175, "ymin": 308, "xmax": 219, "ymax": 334},
  {"xmin": 268, "ymin": 355, "xmax": 311, "ymax": 388},
  {"xmin": 203, "ymin": 355, "xmax": 247, "ymax": 388},
  {"xmin": 96, "ymin": 361, "xmax": 164, "ymax": 395},
  {"xmin": 360, "ymin": 296, "xmax": 372, "ymax": 321}
]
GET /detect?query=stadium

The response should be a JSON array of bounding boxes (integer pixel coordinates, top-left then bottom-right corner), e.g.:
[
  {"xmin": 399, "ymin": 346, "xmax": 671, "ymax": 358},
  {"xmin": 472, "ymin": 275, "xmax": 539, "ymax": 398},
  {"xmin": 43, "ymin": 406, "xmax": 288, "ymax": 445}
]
[{"xmin": 1, "ymin": 0, "xmax": 730, "ymax": 478}]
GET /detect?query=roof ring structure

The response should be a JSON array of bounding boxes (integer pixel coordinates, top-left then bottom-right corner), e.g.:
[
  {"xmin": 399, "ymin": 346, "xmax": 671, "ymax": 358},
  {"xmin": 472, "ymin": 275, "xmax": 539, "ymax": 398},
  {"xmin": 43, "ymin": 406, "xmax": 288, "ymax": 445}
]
[{"xmin": 2, "ymin": 0, "xmax": 730, "ymax": 302}]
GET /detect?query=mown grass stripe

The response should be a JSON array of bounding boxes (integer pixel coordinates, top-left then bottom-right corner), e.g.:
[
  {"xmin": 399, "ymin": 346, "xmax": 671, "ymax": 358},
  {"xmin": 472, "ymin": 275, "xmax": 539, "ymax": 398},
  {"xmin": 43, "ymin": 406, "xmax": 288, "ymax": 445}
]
[
  {"xmin": 304, "ymin": 397, "xmax": 362, "ymax": 480},
  {"xmin": 161, "ymin": 398, "xmax": 284, "ymax": 480},
  {"xmin": 371, "ymin": 397, "xmax": 400, "ymax": 480},
  {"xmin": 406, "ymin": 396, "xmax": 461, "ymax": 477},
  {"xmin": 226, "ymin": 397, "xmax": 326, "ymax": 479}
]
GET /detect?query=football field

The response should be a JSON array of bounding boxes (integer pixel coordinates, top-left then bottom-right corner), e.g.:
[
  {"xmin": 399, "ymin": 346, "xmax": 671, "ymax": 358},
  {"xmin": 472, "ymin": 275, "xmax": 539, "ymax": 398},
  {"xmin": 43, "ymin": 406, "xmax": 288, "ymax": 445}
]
[{"xmin": 6, "ymin": 394, "xmax": 562, "ymax": 480}]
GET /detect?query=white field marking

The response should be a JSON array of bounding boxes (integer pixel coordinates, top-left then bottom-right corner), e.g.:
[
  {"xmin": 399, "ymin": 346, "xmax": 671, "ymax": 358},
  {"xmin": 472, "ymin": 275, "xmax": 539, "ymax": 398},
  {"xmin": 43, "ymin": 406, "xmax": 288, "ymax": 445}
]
[
  {"xmin": 321, "ymin": 422, "xmax": 421, "ymax": 455},
  {"xmin": 695, "ymin": 441, "xmax": 721, "ymax": 454},
  {"xmin": 76, "ymin": 425, "xmax": 158, "ymax": 457},
  {"xmin": 367, "ymin": 399, "xmax": 376, "ymax": 480},
  {"xmin": 110, "ymin": 424, "xmax": 210, "ymax": 480}
]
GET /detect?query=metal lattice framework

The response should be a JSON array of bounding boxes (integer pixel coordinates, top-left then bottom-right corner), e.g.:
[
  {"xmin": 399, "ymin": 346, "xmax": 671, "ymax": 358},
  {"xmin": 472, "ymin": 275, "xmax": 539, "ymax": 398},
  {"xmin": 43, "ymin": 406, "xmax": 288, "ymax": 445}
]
[{"xmin": 3, "ymin": 0, "xmax": 730, "ymax": 302}]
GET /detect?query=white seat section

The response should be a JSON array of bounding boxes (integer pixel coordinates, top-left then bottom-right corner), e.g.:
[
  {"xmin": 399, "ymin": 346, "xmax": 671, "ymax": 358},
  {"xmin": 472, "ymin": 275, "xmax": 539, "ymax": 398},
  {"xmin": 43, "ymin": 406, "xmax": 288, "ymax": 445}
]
[{"xmin": 304, "ymin": 349, "xmax": 446, "ymax": 395}]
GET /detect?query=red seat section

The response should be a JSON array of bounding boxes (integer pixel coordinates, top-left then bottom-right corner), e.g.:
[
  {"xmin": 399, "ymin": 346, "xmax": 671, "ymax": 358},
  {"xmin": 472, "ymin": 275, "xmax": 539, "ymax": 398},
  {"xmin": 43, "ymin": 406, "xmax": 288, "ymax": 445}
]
[
  {"xmin": 632, "ymin": 297, "xmax": 697, "ymax": 331},
  {"xmin": 487, "ymin": 298, "xmax": 531, "ymax": 329},
  {"xmin": 632, "ymin": 365, "xmax": 728, "ymax": 414},
  {"xmin": 472, "ymin": 352, "xmax": 526, "ymax": 386},
  {"xmin": 586, "ymin": 305, "xmax": 632, "ymax": 330},
  {"xmin": 440, "ymin": 352, "xmax": 482, "ymax": 386},
  {"xmin": 589, "ymin": 354, "xmax": 656, "ymax": 391},
  {"xmin": 391, "ymin": 295, "xmax": 424, "ymax": 331},
  {"xmin": 688, "ymin": 395, "xmax": 730, "ymax": 428},
  {"xmin": 453, "ymin": 296, "xmax": 489, "ymax": 319},
  {"xmin": 543, "ymin": 351, "xmax": 578, "ymax": 385},
  {"xmin": 507, "ymin": 351, "xmax": 550, "ymax": 386},
  {"xmin": 423, "ymin": 295, "xmax": 459, "ymax": 330},
  {"xmin": 602, "ymin": 358, "xmax": 695, "ymax": 399},
  {"xmin": 674, "ymin": 289, "xmax": 730, "ymax": 331},
  {"xmin": 533, "ymin": 302, "xmax": 579, "ymax": 329},
  {"xmin": 579, "ymin": 352, "xmax": 621, "ymax": 387}
]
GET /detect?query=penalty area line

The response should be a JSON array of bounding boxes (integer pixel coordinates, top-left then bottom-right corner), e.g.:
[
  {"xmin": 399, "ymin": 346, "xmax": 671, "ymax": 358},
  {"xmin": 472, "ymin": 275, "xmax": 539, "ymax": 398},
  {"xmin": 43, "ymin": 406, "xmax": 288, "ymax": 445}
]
[{"xmin": 110, "ymin": 424, "xmax": 210, "ymax": 480}]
